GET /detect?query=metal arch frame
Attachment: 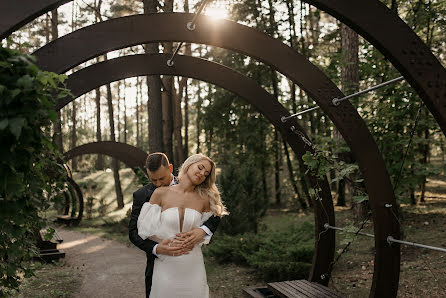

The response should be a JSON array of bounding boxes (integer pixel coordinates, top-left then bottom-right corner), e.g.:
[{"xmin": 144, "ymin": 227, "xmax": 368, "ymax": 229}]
[
  {"xmin": 33, "ymin": 13, "xmax": 399, "ymax": 293},
  {"xmin": 62, "ymin": 53, "xmax": 336, "ymax": 283},
  {"xmin": 3, "ymin": 1, "xmax": 443, "ymax": 138},
  {"xmin": 64, "ymin": 141, "xmax": 148, "ymax": 171},
  {"xmin": 66, "ymin": 176, "xmax": 84, "ymax": 224},
  {"xmin": 304, "ymin": 0, "xmax": 446, "ymax": 138},
  {"xmin": 0, "ymin": 0, "xmax": 71, "ymax": 39}
]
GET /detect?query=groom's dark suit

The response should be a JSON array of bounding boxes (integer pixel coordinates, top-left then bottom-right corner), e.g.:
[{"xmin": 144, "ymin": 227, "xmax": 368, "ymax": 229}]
[{"xmin": 129, "ymin": 182, "xmax": 221, "ymax": 298}]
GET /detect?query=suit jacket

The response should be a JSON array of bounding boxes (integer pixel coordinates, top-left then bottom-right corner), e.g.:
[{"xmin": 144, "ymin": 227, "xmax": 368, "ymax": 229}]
[{"xmin": 128, "ymin": 182, "xmax": 221, "ymax": 295}]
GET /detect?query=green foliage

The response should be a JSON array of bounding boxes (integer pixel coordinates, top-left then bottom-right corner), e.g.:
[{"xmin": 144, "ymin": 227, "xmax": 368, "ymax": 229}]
[
  {"xmin": 218, "ymin": 156, "xmax": 267, "ymax": 234},
  {"xmin": 302, "ymin": 149, "xmax": 366, "ymax": 201},
  {"xmin": 134, "ymin": 167, "xmax": 150, "ymax": 186},
  {"xmin": 0, "ymin": 46, "xmax": 69, "ymax": 293},
  {"xmin": 205, "ymin": 221, "xmax": 314, "ymax": 281}
]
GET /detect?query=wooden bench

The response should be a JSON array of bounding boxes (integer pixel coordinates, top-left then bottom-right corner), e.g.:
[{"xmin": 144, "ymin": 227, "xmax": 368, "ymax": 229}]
[
  {"xmin": 55, "ymin": 215, "xmax": 78, "ymax": 226},
  {"xmin": 267, "ymin": 280, "xmax": 344, "ymax": 298},
  {"xmin": 37, "ymin": 229, "xmax": 65, "ymax": 262},
  {"xmin": 243, "ymin": 286, "xmax": 279, "ymax": 298}
]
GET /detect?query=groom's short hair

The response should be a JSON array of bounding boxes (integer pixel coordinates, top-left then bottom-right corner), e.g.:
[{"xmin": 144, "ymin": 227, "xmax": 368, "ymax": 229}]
[{"xmin": 146, "ymin": 152, "xmax": 170, "ymax": 172}]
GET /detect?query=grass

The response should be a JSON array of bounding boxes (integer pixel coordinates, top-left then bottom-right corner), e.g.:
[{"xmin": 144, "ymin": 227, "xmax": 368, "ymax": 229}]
[
  {"xmin": 330, "ymin": 175, "xmax": 446, "ymax": 297},
  {"xmin": 12, "ymin": 261, "xmax": 82, "ymax": 298},
  {"xmin": 27, "ymin": 169, "xmax": 446, "ymax": 297}
]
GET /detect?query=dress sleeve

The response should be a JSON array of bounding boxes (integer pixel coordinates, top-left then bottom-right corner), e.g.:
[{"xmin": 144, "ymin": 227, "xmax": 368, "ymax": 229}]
[{"xmin": 137, "ymin": 203, "xmax": 162, "ymax": 242}]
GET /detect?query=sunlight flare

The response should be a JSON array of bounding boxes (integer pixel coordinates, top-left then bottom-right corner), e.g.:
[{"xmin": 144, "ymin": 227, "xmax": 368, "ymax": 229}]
[{"xmin": 204, "ymin": 6, "xmax": 228, "ymax": 20}]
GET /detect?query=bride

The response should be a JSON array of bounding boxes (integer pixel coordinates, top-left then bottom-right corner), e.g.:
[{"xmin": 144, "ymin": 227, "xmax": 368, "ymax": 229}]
[{"xmin": 137, "ymin": 153, "xmax": 228, "ymax": 298}]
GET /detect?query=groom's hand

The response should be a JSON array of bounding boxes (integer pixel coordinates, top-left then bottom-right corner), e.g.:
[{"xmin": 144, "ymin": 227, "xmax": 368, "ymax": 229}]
[
  {"xmin": 175, "ymin": 228, "xmax": 206, "ymax": 248},
  {"xmin": 156, "ymin": 239, "xmax": 191, "ymax": 256}
]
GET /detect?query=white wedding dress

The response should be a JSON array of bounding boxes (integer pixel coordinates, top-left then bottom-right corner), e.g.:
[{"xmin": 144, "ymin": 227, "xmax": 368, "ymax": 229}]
[{"xmin": 137, "ymin": 203, "xmax": 212, "ymax": 298}]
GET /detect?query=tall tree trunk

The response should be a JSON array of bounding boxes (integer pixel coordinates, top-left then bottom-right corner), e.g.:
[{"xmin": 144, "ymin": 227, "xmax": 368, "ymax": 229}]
[
  {"xmin": 172, "ymin": 76, "xmax": 184, "ymax": 166},
  {"xmin": 105, "ymin": 73, "xmax": 124, "ymax": 209},
  {"xmin": 183, "ymin": 0, "xmax": 190, "ymax": 159},
  {"xmin": 71, "ymin": 102, "xmax": 77, "ymax": 170},
  {"xmin": 274, "ymin": 129, "xmax": 281, "ymax": 205},
  {"xmin": 419, "ymin": 108, "xmax": 430, "ymax": 203},
  {"xmin": 162, "ymin": 0, "xmax": 175, "ymax": 163},
  {"xmin": 260, "ymin": 128, "xmax": 269, "ymax": 208},
  {"xmin": 284, "ymin": 140, "xmax": 307, "ymax": 209},
  {"xmin": 95, "ymin": 87, "xmax": 104, "ymax": 170},
  {"xmin": 205, "ymin": 85, "xmax": 213, "ymax": 155},
  {"xmin": 51, "ymin": 9, "xmax": 63, "ymax": 152},
  {"xmin": 162, "ymin": 89, "xmax": 174, "ymax": 162},
  {"xmin": 123, "ymin": 81, "xmax": 128, "ymax": 144},
  {"xmin": 196, "ymin": 83, "xmax": 202, "ymax": 154},
  {"xmin": 45, "ymin": 13, "xmax": 50, "ymax": 43},
  {"xmin": 184, "ymin": 84, "xmax": 189, "ymax": 158},
  {"xmin": 136, "ymin": 77, "xmax": 141, "ymax": 148},
  {"xmin": 340, "ymin": 24, "xmax": 366, "ymax": 220},
  {"xmin": 143, "ymin": 0, "xmax": 163, "ymax": 153},
  {"xmin": 117, "ymin": 81, "xmax": 121, "ymax": 142},
  {"xmin": 269, "ymin": 67, "xmax": 282, "ymax": 206}
]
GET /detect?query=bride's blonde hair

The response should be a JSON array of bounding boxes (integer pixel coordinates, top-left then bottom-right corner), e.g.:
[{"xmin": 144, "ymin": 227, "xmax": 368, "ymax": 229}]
[{"xmin": 178, "ymin": 154, "xmax": 228, "ymax": 217}]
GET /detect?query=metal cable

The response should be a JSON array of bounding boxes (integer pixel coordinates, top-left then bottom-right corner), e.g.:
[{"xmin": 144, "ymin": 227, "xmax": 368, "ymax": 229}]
[
  {"xmin": 167, "ymin": 0, "xmax": 212, "ymax": 66},
  {"xmin": 281, "ymin": 76, "xmax": 405, "ymax": 122}
]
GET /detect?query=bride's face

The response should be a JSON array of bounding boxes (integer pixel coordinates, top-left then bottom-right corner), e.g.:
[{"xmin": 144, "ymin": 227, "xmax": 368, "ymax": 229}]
[{"xmin": 187, "ymin": 159, "xmax": 212, "ymax": 185}]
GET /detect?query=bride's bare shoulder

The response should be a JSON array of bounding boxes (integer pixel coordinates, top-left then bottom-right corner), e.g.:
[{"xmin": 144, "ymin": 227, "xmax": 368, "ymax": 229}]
[{"xmin": 149, "ymin": 187, "xmax": 170, "ymax": 205}]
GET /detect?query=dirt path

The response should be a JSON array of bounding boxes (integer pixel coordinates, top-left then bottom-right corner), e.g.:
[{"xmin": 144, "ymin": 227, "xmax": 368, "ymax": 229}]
[{"xmin": 57, "ymin": 228, "xmax": 146, "ymax": 298}]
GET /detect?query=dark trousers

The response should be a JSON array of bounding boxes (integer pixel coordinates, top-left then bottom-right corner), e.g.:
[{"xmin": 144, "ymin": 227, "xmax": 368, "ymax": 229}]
[{"xmin": 145, "ymin": 256, "xmax": 154, "ymax": 298}]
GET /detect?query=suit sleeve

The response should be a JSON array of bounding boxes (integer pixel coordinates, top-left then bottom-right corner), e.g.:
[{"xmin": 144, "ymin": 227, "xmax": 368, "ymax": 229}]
[
  {"xmin": 202, "ymin": 215, "xmax": 221, "ymax": 234},
  {"xmin": 129, "ymin": 185, "xmax": 158, "ymax": 254}
]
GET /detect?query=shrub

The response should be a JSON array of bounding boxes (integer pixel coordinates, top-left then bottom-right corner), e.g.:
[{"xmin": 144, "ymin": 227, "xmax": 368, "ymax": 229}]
[
  {"xmin": 205, "ymin": 221, "xmax": 314, "ymax": 282},
  {"xmin": 217, "ymin": 157, "xmax": 267, "ymax": 235},
  {"xmin": 0, "ymin": 45, "xmax": 69, "ymax": 293}
]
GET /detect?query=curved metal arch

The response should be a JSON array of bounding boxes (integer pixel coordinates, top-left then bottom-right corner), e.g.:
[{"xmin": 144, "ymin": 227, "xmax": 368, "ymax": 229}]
[
  {"xmin": 63, "ymin": 53, "xmax": 336, "ymax": 284},
  {"xmin": 34, "ymin": 13, "xmax": 399, "ymax": 293},
  {"xmin": 0, "ymin": 0, "xmax": 70, "ymax": 39},
  {"xmin": 304, "ymin": 0, "xmax": 446, "ymax": 139},
  {"xmin": 5, "ymin": 0, "xmax": 443, "ymax": 138},
  {"xmin": 66, "ymin": 176, "xmax": 84, "ymax": 224},
  {"xmin": 64, "ymin": 141, "xmax": 148, "ymax": 171}
]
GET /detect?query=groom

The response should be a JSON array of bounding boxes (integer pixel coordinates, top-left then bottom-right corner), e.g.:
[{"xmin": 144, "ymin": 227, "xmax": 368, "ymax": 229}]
[{"xmin": 129, "ymin": 152, "xmax": 221, "ymax": 298}]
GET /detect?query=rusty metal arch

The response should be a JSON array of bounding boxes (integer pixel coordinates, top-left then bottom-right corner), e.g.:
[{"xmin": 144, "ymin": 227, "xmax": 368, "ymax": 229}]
[
  {"xmin": 33, "ymin": 13, "xmax": 399, "ymax": 294},
  {"xmin": 64, "ymin": 141, "xmax": 148, "ymax": 171},
  {"xmin": 0, "ymin": 0, "xmax": 70, "ymax": 39},
  {"xmin": 62, "ymin": 53, "xmax": 336, "ymax": 283}
]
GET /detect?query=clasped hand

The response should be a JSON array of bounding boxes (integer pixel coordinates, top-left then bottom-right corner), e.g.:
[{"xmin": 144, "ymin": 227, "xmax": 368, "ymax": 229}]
[{"xmin": 156, "ymin": 228, "xmax": 206, "ymax": 257}]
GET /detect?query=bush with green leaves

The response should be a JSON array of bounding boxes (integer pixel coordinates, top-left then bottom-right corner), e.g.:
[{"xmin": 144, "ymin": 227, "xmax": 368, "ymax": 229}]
[
  {"xmin": 0, "ymin": 45, "xmax": 69, "ymax": 294},
  {"xmin": 205, "ymin": 221, "xmax": 314, "ymax": 281},
  {"xmin": 217, "ymin": 156, "xmax": 267, "ymax": 235}
]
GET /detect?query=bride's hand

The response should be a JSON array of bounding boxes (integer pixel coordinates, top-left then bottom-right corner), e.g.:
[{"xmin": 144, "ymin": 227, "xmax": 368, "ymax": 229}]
[
  {"xmin": 175, "ymin": 228, "xmax": 206, "ymax": 248},
  {"xmin": 156, "ymin": 239, "xmax": 191, "ymax": 256}
]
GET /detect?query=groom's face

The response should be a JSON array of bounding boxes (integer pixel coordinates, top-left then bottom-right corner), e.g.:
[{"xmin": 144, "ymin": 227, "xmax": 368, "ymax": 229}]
[{"xmin": 147, "ymin": 164, "xmax": 173, "ymax": 188}]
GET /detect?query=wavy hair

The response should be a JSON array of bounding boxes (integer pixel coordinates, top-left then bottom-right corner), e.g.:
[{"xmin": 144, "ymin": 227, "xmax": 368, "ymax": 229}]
[{"xmin": 178, "ymin": 154, "xmax": 228, "ymax": 217}]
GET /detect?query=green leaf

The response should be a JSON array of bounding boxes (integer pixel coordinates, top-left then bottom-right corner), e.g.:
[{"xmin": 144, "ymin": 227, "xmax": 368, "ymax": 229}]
[
  {"xmin": 0, "ymin": 119, "xmax": 8, "ymax": 130},
  {"xmin": 0, "ymin": 61, "xmax": 10, "ymax": 68},
  {"xmin": 17, "ymin": 74, "xmax": 34, "ymax": 89},
  {"xmin": 43, "ymin": 227, "xmax": 55, "ymax": 241},
  {"xmin": 47, "ymin": 110, "xmax": 58, "ymax": 122},
  {"xmin": 9, "ymin": 117, "xmax": 26, "ymax": 139},
  {"xmin": 353, "ymin": 195, "xmax": 369, "ymax": 204},
  {"xmin": 11, "ymin": 89, "xmax": 21, "ymax": 98}
]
